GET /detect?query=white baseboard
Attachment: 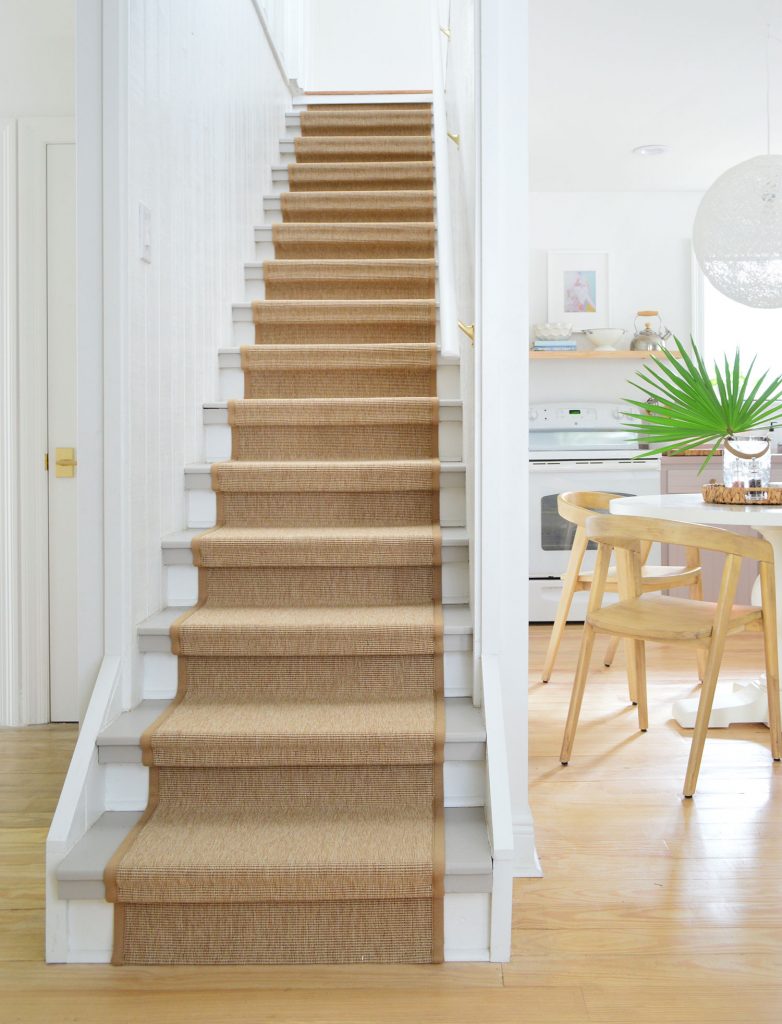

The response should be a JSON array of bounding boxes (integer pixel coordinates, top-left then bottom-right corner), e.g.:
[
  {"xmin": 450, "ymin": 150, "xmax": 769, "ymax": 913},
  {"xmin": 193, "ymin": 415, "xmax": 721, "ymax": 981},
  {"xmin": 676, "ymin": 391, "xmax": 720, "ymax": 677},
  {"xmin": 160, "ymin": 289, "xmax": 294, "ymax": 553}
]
[{"xmin": 512, "ymin": 818, "xmax": 542, "ymax": 878}]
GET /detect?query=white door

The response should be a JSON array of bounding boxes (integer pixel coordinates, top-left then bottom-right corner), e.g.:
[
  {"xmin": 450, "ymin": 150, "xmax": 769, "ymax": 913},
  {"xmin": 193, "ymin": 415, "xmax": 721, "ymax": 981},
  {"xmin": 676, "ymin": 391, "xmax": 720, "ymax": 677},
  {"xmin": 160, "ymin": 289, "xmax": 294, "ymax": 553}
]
[{"xmin": 46, "ymin": 142, "xmax": 78, "ymax": 722}]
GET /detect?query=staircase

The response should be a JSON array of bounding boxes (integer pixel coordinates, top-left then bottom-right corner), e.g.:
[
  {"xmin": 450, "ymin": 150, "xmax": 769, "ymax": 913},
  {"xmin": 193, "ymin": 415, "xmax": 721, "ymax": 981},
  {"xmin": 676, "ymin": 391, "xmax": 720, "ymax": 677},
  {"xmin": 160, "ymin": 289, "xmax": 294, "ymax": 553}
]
[{"xmin": 48, "ymin": 94, "xmax": 503, "ymax": 964}]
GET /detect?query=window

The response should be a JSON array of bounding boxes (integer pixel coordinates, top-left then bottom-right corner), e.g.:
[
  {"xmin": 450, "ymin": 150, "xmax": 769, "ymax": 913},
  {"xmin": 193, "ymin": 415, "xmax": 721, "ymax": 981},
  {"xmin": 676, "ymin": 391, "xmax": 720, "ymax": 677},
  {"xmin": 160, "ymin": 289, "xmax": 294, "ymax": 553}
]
[{"xmin": 701, "ymin": 270, "xmax": 782, "ymax": 375}]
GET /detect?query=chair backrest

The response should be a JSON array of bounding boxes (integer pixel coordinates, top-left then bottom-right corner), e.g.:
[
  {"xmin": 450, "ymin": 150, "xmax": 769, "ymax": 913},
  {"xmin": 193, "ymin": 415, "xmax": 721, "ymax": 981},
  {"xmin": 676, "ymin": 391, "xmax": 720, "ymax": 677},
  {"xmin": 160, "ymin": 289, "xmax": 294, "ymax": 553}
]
[
  {"xmin": 557, "ymin": 491, "xmax": 624, "ymax": 529},
  {"xmin": 585, "ymin": 513, "xmax": 773, "ymax": 565}
]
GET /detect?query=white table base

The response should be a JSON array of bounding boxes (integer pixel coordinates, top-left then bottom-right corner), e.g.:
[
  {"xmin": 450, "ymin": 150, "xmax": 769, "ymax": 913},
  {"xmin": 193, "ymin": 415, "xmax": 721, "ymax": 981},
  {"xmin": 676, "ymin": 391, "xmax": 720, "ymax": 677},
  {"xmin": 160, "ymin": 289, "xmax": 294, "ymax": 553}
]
[{"xmin": 672, "ymin": 677, "xmax": 770, "ymax": 729}]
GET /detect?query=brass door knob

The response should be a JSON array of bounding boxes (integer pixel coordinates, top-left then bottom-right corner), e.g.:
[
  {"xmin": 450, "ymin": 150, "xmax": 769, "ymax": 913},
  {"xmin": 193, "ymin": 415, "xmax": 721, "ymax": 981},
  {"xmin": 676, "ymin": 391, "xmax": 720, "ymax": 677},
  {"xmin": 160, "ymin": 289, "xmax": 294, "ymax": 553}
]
[{"xmin": 55, "ymin": 447, "xmax": 77, "ymax": 478}]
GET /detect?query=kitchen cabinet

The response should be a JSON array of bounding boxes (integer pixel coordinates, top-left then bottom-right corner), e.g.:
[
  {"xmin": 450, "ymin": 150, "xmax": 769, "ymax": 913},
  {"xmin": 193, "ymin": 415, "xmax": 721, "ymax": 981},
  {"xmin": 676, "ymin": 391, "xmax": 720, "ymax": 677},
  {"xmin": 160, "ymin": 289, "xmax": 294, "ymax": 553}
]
[{"xmin": 660, "ymin": 455, "xmax": 782, "ymax": 603}]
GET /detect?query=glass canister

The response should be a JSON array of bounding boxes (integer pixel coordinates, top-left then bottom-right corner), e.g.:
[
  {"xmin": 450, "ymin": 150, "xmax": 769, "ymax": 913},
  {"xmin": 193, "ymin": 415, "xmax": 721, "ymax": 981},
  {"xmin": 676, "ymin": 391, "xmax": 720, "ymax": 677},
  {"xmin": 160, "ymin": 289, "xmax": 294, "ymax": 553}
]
[{"xmin": 722, "ymin": 434, "xmax": 772, "ymax": 499}]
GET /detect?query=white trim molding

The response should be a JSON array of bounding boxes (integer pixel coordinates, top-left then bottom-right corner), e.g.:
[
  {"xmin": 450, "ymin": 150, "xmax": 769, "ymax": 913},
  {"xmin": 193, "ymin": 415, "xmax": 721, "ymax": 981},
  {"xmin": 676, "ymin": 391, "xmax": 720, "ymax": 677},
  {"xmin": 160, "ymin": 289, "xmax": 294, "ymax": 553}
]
[{"xmin": 0, "ymin": 118, "xmax": 19, "ymax": 725}]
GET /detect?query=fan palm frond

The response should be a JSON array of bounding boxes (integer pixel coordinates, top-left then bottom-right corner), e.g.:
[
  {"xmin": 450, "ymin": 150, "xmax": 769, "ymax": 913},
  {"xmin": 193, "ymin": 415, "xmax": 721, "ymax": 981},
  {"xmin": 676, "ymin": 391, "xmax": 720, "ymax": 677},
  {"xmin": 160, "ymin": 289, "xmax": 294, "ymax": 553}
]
[{"xmin": 625, "ymin": 337, "xmax": 782, "ymax": 467}]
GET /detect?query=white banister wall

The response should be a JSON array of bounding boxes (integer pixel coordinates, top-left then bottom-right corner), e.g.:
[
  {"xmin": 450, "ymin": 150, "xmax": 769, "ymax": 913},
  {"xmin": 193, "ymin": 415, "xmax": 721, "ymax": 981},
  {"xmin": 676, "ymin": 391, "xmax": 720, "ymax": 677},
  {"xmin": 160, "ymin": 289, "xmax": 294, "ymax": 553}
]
[
  {"xmin": 305, "ymin": 0, "xmax": 433, "ymax": 93},
  {"xmin": 478, "ymin": 0, "xmax": 536, "ymax": 875},
  {"xmin": 254, "ymin": 0, "xmax": 306, "ymax": 88},
  {"xmin": 125, "ymin": 0, "xmax": 291, "ymax": 703}
]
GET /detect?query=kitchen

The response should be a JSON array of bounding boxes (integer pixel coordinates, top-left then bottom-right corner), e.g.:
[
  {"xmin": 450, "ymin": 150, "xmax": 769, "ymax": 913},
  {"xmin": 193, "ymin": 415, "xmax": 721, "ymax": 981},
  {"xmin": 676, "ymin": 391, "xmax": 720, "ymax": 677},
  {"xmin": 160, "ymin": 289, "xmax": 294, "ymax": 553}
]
[{"xmin": 522, "ymin": 0, "xmax": 782, "ymax": 1008}]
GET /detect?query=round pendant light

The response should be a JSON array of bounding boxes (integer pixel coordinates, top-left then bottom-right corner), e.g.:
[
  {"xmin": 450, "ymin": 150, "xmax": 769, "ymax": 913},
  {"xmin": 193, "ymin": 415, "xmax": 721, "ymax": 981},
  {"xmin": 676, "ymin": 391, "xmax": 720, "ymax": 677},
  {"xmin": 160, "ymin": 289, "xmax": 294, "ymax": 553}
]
[
  {"xmin": 693, "ymin": 25, "xmax": 782, "ymax": 308},
  {"xmin": 693, "ymin": 154, "xmax": 782, "ymax": 308}
]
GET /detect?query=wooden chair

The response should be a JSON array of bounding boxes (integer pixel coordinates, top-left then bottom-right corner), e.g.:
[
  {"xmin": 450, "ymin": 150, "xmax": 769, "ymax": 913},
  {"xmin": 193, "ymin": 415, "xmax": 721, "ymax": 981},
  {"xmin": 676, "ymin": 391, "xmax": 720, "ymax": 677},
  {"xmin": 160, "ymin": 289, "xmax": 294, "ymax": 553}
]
[
  {"xmin": 559, "ymin": 514, "xmax": 782, "ymax": 797},
  {"xmin": 542, "ymin": 491, "xmax": 705, "ymax": 689}
]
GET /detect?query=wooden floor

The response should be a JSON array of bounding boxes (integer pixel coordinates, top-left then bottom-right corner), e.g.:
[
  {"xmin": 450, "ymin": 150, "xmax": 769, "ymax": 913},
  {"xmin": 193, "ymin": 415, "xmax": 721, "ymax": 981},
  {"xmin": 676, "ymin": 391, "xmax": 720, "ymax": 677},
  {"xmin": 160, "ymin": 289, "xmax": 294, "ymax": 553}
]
[{"xmin": 3, "ymin": 627, "xmax": 782, "ymax": 1022}]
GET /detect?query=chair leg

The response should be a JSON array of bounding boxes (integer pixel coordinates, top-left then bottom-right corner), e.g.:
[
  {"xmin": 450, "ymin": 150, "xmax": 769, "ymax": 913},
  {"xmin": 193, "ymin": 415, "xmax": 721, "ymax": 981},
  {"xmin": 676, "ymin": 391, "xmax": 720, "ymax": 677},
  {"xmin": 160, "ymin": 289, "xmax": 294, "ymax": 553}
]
[
  {"xmin": 684, "ymin": 555, "xmax": 742, "ymax": 797},
  {"xmin": 603, "ymin": 634, "xmax": 620, "ymax": 668},
  {"xmin": 627, "ymin": 639, "xmax": 648, "ymax": 731},
  {"xmin": 542, "ymin": 585, "xmax": 575, "ymax": 683},
  {"xmin": 695, "ymin": 648, "xmax": 707, "ymax": 684},
  {"xmin": 542, "ymin": 533, "xmax": 588, "ymax": 683},
  {"xmin": 760, "ymin": 563, "xmax": 782, "ymax": 762},
  {"xmin": 691, "ymin": 574, "xmax": 707, "ymax": 682},
  {"xmin": 560, "ymin": 623, "xmax": 597, "ymax": 765},
  {"xmin": 623, "ymin": 639, "xmax": 638, "ymax": 704},
  {"xmin": 683, "ymin": 635, "xmax": 727, "ymax": 797}
]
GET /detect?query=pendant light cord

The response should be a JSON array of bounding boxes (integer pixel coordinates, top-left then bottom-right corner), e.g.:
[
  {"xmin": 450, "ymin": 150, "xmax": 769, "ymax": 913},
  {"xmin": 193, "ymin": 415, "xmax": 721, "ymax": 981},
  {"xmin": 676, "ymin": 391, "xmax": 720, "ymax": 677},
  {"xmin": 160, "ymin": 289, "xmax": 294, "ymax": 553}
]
[{"xmin": 767, "ymin": 21, "xmax": 772, "ymax": 155}]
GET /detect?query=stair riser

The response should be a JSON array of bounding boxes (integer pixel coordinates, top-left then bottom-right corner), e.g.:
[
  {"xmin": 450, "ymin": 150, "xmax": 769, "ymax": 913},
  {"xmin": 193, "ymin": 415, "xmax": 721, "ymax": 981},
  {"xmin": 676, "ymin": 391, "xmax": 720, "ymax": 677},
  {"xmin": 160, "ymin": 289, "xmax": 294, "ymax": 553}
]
[
  {"xmin": 202, "ymin": 421, "xmax": 462, "ymax": 464},
  {"xmin": 103, "ymin": 760, "xmax": 485, "ymax": 813},
  {"xmin": 231, "ymin": 318, "xmax": 441, "ymax": 348},
  {"xmin": 56, "ymin": 892, "xmax": 490, "ymax": 964},
  {"xmin": 217, "ymin": 362, "xmax": 460, "ymax": 401},
  {"xmin": 185, "ymin": 480, "xmax": 467, "ymax": 530},
  {"xmin": 141, "ymin": 649, "xmax": 474, "ymax": 700},
  {"xmin": 163, "ymin": 560, "xmax": 470, "ymax": 609},
  {"xmin": 244, "ymin": 271, "xmax": 439, "ymax": 303}
]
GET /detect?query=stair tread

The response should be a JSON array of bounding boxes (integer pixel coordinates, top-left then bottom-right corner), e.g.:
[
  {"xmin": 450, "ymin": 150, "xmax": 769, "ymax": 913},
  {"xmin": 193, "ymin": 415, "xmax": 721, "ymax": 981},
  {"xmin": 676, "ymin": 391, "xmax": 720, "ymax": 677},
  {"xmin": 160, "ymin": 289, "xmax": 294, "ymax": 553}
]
[
  {"xmin": 184, "ymin": 460, "xmax": 465, "ymax": 474},
  {"xmin": 56, "ymin": 807, "xmax": 491, "ymax": 895},
  {"xmin": 98, "ymin": 696, "xmax": 484, "ymax": 749},
  {"xmin": 254, "ymin": 222, "xmax": 438, "ymax": 234},
  {"xmin": 204, "ymin": 398, "xmax": 460, "ymax": 410},
  {"xmin": 139, "ymin": 603, "xmax": 472, "ymax": 636},
  {"xmin": 217, "ymin": 345, "xmax": 458, "ymax": 366},
  {"xmin": 162, "ymin": 525, "xmax": 469, "ymax": 549}
]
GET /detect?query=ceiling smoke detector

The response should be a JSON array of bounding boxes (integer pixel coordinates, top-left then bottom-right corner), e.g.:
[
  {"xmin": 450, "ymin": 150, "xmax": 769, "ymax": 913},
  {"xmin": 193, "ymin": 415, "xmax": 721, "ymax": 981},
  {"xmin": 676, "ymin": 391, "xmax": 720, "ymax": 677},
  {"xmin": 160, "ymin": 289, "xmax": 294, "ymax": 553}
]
[{"xmin": 632, "ymin": 144, "xmax": 669, "ymax": 157}]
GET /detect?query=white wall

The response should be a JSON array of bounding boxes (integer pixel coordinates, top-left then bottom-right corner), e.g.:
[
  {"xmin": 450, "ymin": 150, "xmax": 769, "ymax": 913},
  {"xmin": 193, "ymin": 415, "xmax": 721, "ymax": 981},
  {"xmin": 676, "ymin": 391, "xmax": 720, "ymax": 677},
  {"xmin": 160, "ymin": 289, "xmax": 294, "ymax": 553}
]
[
  {"xmin": 529, "ymin": 191, "xmax": 702, "ymax": 403},
  {"xmin": 126, "ymin": 0, "xmax": 290, "ymax": 676},
  {"xmin": 0, "ymin": 0, "xmax": 75, "ymax": 725},
  {"xmin": 0, "ymin": 0, "xmax": 74, "ymax": 116},
  {"xmin": 305, "ymin": 0, "xmax": 433, "ymax": 92}
]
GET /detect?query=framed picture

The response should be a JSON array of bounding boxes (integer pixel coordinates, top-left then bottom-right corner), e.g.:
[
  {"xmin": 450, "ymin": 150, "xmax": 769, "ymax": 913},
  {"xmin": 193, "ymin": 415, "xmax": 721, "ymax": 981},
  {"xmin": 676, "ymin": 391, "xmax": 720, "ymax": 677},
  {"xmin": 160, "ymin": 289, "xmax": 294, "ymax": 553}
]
[{"xmin": 547, "ymin": 251, "xmax": 610, "ymax": 330}]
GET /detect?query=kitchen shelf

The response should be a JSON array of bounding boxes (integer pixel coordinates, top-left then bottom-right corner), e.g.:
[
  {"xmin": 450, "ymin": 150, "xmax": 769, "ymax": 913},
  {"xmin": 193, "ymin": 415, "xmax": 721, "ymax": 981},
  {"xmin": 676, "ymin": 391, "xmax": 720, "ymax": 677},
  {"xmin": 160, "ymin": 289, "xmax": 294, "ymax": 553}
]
[{"xmin": 529, "ymin": 350, "xmax": 681, "ymax": 360}]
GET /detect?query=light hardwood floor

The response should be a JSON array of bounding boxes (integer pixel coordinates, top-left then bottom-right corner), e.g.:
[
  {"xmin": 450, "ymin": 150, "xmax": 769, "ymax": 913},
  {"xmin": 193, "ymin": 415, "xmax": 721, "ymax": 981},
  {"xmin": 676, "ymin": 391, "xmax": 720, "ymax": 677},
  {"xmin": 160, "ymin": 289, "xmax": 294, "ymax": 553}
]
[{"xmin": 3, "ymin": 627, "xmax": 782, "ymax": 1023}]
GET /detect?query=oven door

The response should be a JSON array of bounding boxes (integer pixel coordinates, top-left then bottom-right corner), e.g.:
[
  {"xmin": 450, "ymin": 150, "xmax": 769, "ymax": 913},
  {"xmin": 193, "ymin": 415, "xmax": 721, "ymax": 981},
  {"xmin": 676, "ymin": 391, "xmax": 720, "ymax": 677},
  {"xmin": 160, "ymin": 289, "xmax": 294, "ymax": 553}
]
[{"xmin": 528, "ymin": 458, "xmax": 661, "ymax": 580}]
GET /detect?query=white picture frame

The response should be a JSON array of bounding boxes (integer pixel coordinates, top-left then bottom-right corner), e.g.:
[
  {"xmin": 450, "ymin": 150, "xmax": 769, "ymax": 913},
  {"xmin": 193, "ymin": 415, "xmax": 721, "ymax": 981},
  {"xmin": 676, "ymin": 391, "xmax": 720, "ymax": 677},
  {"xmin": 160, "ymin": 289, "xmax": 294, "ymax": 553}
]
[{"xmin": 547, "ymin": 250, "xmax": 611, "ymax": 330}]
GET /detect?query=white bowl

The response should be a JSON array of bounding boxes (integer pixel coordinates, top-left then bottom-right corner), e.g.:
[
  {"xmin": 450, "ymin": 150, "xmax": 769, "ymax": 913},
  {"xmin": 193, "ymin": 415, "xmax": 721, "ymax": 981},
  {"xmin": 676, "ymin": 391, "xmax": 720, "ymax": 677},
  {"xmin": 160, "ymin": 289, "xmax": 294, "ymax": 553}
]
[
  {"xmin": 582, "ymin": 328, "xmax": 626, "ymax": 350},
  {"xmin": 533, "ymin": 322, "xmax": 572, "ymax": 341}
]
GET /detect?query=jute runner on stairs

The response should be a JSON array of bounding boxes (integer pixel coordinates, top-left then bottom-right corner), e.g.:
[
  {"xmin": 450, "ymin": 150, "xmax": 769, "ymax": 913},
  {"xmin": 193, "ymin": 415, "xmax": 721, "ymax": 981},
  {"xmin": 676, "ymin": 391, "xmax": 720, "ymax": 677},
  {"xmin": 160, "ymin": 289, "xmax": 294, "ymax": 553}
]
[{"xmin": 105, "ymin": 102, "xmax": 445, "ymax": 965}]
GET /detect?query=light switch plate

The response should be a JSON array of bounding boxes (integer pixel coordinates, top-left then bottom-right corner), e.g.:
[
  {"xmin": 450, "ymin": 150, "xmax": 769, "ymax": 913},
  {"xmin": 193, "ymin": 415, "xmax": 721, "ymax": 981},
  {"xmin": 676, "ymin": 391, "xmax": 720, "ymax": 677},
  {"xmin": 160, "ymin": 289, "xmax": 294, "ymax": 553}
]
[{"xmin": 138, "ymin": 202, "xmax": 152, "ymax": 263}]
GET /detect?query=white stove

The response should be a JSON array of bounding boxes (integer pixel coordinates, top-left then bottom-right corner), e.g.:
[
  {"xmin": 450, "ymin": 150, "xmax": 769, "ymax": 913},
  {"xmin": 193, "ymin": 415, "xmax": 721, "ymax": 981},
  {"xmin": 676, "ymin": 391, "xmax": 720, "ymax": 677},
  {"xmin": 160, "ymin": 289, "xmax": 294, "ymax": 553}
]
[{"xmin": 528, "ymin": 402, "xmax": 661, "ymax": 622}]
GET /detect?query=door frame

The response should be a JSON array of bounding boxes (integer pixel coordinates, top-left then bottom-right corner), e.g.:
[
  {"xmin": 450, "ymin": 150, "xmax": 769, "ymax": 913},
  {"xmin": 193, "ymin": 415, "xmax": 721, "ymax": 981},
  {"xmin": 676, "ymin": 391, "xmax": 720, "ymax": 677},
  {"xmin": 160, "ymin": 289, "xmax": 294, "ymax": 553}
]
[
  {"xmin": 0, "ymin": 117, "xmax": 20, "ymax": 724},
  {"xmin": 14, "ymin": 118, "xmax": 76, "ymax": 724}
]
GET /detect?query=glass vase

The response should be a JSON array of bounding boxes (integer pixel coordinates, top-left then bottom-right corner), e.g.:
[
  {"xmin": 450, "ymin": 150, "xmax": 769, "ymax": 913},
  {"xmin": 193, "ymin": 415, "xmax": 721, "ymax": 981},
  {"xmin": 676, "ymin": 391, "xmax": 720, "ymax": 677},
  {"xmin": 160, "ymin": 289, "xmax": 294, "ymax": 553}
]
[{"xmin": 722, "ymin": 434, "xmax": 771, "ymax": 500}]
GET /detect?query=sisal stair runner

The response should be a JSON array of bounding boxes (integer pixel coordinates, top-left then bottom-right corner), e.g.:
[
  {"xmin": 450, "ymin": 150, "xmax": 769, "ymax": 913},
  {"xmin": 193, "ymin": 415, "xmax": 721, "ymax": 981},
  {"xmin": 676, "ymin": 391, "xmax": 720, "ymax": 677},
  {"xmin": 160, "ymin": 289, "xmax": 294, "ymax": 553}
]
[{"xmin": 106, "ymin": 102, "xmax": 445, "ymax": 965}]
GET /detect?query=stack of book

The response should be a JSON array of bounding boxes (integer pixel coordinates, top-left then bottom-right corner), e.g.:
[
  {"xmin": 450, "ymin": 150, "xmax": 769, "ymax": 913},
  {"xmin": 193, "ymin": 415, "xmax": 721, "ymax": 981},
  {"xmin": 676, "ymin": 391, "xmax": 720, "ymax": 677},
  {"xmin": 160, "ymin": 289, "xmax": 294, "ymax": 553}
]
[{"xmin": 531, "ymin": 338, "xmax": 578, "ymax": 352}]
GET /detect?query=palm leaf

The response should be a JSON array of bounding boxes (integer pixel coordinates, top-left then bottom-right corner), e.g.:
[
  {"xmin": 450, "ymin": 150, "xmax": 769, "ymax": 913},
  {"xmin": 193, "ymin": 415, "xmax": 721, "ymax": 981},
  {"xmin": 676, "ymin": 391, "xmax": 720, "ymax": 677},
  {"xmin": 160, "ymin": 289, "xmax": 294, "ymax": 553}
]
[{"xmin": 624, "ymin": 338, "xmax": 782, "ymax": 466}]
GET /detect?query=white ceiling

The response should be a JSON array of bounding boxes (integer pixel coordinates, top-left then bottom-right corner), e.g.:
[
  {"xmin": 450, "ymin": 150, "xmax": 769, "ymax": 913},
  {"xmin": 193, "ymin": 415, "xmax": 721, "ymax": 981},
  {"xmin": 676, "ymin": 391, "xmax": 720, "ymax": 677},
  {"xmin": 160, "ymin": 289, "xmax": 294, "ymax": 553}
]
[{"xmin": 529, "ymin": 0, "xmax": 782, "ymax": 191}]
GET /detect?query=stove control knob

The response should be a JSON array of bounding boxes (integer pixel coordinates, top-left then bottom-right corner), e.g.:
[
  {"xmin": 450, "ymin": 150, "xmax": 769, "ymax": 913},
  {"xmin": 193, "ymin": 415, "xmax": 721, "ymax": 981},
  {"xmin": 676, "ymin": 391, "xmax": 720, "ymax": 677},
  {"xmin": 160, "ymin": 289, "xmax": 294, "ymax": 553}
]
[{"xmin": 529, "ymin": 409, "xmax": 539, "ymax": 421}]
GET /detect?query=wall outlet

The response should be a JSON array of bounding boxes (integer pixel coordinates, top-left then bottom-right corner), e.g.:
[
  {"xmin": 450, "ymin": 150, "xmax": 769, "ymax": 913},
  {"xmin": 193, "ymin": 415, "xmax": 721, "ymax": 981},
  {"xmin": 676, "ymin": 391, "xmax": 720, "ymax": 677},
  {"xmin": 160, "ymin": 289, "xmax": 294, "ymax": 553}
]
[{"xmin": 138, "ymin": 202, "xmax": 152, "ymax": 263}]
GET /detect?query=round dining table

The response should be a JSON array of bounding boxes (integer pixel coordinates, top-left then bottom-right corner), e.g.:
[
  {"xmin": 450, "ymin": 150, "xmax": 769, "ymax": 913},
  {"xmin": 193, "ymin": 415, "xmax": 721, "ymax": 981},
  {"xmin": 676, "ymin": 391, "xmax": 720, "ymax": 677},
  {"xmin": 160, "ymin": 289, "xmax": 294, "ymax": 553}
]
[{"xmin": 610, "ymin": 492, "xmax": 782, "ymax": 729}]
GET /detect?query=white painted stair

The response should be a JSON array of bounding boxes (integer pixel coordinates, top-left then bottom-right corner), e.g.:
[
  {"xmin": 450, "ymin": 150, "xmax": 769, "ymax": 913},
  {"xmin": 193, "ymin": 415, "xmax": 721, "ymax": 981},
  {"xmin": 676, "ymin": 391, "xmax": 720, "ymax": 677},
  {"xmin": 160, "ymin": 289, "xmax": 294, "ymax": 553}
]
[
  {"xmin": 201, "ymin": 398, "xmax": 462, "ymax": 464},
  {"xmin": 163, "ymin": 524, "xmax": 469, "ymax": 608},
  {"xmin": 217, "ymin": 346, "xmax": 460, "ymax": 401},
  {"xmin": 231, "ymin": 301, "xmax": 442, "ymax": 347},
  {"xmin": 253, "ymin": 224, "xmax": 438, "ymax": 261},
  {"xmin": 242, "ymin": 256, "xmax": 440, "ymax": 300}
]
